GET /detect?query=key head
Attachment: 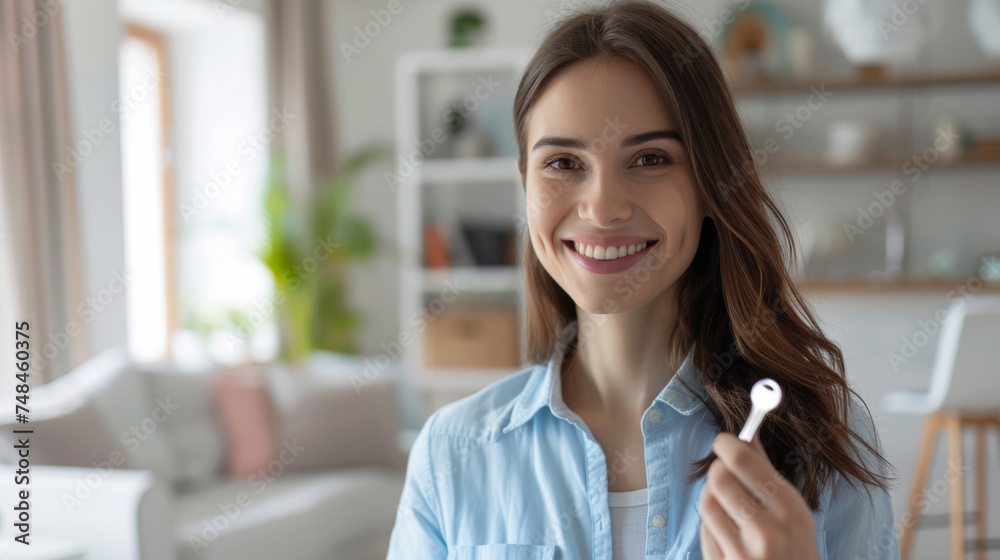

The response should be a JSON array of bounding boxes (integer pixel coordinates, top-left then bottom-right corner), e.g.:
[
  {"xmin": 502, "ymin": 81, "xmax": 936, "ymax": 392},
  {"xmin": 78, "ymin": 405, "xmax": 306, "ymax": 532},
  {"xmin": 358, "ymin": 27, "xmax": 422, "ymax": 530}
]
[{"xmin": 750, "ymin": 378, "xmax": 782, "ymax": 412}]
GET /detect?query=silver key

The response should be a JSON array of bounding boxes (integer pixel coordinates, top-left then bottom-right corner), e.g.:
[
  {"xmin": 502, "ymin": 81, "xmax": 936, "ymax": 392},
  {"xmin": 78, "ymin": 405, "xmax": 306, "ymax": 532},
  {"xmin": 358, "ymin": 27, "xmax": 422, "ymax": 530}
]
[{"xmin": 738, "ymin": 378, "xmax": 782, "ymax": 443}]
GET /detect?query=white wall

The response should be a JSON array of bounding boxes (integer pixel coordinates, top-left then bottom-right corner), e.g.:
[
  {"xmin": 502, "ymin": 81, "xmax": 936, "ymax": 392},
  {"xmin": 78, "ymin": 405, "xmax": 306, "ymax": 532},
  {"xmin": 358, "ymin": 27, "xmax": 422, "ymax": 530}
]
[{"xmin": 62, "ymin": 0, "xmax": 129, "ymax": 360}]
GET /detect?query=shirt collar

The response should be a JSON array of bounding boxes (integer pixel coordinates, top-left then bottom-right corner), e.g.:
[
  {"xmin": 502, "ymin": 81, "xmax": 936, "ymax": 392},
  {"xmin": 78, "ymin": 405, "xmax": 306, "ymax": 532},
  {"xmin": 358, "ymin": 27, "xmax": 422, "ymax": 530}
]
[{"xmin": 503, "ymin": 319, "xmax": 710, "ymax": 435}]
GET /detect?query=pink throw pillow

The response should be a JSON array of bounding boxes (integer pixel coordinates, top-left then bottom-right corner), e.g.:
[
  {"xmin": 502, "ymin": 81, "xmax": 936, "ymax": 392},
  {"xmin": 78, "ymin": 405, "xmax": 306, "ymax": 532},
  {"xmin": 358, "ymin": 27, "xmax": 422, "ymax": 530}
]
[{"xmin": 211, "ymin": 362, "xmax": 277, "ymax": 481}]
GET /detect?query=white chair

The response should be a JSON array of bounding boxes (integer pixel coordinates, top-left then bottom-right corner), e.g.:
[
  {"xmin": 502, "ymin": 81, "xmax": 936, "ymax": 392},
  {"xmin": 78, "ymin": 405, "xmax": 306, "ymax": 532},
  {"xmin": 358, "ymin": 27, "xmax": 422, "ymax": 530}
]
[{"xmin": 881, "ymin": 295, "xmax": 1000, "ymax": 560}]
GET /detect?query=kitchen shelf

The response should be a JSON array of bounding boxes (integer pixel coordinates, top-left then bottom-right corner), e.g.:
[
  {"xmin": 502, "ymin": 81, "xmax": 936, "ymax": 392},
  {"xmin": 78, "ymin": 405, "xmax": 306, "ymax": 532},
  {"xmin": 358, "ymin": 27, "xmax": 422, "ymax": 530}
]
[
  {"xmin": 732, "ymin": 68, "xmax": 1000, "ymax": 97},
  {"xmin": 762, "ymin": 151, "xmax": 1000, "ymax": 177},
  {"xmin": 735, "ymin": 64, "xmax": 1000, "ymax": 284}
]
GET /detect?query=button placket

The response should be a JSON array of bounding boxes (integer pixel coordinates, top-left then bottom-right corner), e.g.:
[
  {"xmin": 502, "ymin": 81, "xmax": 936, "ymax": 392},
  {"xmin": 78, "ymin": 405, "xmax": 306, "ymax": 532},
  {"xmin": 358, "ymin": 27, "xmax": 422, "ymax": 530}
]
[{"xmin": 646, "ymin": 411, "xmax": 670, "ymax": 556}]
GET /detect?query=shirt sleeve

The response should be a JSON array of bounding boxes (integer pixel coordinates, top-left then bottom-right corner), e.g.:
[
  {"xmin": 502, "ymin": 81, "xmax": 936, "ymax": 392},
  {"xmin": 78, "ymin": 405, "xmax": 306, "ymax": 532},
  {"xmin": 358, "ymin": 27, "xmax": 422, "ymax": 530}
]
[
  {"xmin": 386, "ymin": 411, "xmax": 448, "ymax": 559},
  {"xmin": 821, "ymin": 397, "xmax": 901, "ymax": 560}
]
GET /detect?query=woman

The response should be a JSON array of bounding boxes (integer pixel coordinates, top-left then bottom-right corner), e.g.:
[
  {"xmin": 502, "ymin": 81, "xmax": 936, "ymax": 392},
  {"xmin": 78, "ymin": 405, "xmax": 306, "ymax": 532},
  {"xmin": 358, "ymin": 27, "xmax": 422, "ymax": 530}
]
[{"xmin": 387, "ymin": 1, "xmax": 899, "ymax": 559}]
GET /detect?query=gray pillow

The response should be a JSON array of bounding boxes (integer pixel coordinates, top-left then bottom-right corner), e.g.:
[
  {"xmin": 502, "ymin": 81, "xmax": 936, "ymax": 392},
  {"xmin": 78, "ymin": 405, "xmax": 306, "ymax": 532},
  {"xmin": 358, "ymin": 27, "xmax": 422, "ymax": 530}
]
[
  {"xmin": 263, "ymin": 362, "xmax": 407, "ymax": 473},
  {"xmin": 307, "ymin": 350, "xmax": 426, "ymax": 432},
  {"xmin": 139, "ymin": 365, "xmax": 226, "ymax": 491}
]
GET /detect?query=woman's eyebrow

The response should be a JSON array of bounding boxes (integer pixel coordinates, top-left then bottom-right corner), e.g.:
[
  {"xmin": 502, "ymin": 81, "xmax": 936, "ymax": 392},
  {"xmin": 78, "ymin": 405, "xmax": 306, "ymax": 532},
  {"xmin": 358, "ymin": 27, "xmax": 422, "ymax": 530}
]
[
  {"xmin": 621, "ymin": 129, "xmax": 682, "ymax": 147},
  {"xmin": 531, "ymin": 129, "xmax": 682, "ymax": 151}
]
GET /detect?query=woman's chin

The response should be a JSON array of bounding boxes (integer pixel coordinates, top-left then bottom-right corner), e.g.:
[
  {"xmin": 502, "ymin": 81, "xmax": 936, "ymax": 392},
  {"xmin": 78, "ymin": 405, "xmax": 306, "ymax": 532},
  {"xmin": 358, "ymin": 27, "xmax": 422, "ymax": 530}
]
[{"xmin": 568, "ymin": 291, "xmax": 650, "ymax": 316}]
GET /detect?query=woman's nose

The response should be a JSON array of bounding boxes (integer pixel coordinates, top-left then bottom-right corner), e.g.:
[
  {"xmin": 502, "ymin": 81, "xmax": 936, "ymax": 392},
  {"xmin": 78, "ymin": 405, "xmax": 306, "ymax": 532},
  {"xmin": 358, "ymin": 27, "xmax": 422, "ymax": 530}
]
[{"xmin": 579, "ymin": 169, "xmax": 632, "ymax": 226}]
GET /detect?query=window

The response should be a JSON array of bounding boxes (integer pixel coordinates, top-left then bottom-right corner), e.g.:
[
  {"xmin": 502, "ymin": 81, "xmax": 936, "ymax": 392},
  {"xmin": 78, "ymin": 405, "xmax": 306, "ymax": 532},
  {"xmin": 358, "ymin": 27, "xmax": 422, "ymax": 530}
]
[{"xmin": 119, "ymin": 25, "xmax": 176, "ymax": 363}]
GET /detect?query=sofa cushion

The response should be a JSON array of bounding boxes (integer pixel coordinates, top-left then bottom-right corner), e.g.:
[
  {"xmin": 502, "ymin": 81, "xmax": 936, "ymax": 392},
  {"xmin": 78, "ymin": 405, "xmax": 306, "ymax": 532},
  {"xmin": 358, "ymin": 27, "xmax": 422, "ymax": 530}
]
[
  {"xmin": 139, "ymin": 364, "xmax": 226, "ymax": 491},
  {"xmin": 264, "ymin": 362, "xmax": 407, "ymax": 473},
  {"xmin": 0, "ymin": 348, "xmax": 180, "ymax": 484},
  {"xmin": 210, "ymin": 362, "xmax": 278, "ymax": 481},
  {"xmin": 172, "ymin": 468, "xmax": 405, "ymax": 560},
  {"xmin": 307, "ymin": 350, "xmax": 426, "ymax": 432}
]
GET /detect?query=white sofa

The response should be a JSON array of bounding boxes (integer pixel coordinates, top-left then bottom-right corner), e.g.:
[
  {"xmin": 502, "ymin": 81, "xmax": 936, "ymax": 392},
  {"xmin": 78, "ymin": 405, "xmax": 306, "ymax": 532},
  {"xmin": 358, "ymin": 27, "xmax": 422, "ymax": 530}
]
[{"xmin": 0, "ymin": 348, "xmax": 419, "ymax": 560}]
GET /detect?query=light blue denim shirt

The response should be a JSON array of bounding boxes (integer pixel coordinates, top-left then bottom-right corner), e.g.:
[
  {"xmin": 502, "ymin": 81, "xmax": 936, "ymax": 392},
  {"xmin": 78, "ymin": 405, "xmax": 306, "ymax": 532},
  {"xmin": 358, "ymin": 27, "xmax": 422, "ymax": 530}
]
[{"xmin": 386, "ymin": 320, "xmax": 900, "ymax": 559}]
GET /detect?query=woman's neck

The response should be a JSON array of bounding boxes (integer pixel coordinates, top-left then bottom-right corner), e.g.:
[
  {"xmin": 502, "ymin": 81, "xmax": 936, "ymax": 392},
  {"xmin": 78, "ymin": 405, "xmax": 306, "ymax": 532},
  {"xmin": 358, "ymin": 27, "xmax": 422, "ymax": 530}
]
[{"xmin": 562, "ymin": 290, "xmax": 681, "ymax": 419}]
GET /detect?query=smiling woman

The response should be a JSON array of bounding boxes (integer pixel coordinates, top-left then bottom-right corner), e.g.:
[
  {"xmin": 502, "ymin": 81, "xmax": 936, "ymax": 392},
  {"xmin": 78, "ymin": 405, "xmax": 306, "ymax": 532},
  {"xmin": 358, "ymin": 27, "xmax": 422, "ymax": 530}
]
[{"xmin": 386, "ymin": 1, "xmax": 901, "ymax": 559}]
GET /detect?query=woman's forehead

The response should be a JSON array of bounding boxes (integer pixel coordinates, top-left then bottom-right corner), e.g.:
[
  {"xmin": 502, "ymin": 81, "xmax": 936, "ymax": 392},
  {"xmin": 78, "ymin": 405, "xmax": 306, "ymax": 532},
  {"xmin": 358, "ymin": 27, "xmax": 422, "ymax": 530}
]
[{"xmin": 526, "ymin": 58, "xmax": 677, "ymax": 146}]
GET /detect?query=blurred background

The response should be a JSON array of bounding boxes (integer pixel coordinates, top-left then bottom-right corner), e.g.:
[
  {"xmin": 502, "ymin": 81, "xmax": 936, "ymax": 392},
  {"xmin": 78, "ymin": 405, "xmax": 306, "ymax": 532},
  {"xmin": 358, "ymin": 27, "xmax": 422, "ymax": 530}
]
[{"xmin": 0, "ymin": 0, "xmax": 999, "ymax": 558}]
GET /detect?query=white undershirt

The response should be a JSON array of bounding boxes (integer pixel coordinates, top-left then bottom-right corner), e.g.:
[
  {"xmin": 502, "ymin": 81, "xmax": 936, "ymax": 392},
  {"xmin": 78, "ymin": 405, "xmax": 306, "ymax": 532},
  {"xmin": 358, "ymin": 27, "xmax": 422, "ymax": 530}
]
[{"xmin": 608, "ymin": 487, "xmax": 648, "ymax": 560}]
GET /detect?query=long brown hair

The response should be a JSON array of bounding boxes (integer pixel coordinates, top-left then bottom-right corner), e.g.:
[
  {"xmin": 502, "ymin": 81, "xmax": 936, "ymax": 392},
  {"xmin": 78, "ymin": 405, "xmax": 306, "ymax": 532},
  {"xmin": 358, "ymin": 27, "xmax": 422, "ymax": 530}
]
[{"xmin": 513, "ymin": 0, "xmax": 895, "ymax": 510}]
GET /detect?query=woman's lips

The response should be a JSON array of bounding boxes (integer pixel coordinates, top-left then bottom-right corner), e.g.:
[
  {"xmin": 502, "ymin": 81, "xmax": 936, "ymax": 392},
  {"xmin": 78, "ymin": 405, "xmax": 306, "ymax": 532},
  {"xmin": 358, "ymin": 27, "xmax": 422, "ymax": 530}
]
[{"xmin": 564, "ymin": 239, "xmax": 659, "ymax": 275}]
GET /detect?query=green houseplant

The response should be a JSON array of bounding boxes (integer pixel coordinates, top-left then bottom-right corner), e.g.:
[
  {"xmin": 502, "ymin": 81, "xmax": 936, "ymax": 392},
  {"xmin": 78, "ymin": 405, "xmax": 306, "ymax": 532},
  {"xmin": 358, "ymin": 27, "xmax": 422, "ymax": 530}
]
[{"xmin": 260, "ymin": 145, "xmax": 389, "ymax": 362}]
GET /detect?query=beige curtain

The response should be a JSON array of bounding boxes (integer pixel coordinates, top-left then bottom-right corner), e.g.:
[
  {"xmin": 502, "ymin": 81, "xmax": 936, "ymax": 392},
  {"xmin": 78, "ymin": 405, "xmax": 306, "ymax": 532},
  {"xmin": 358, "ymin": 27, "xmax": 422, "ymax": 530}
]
[
  {"xmin": 266, "ymin": 0, "xmax": 341, "ymax": 210},
  {"xmin": 0, "ymin": 0, "xmax": 90, "ymax": 383}
]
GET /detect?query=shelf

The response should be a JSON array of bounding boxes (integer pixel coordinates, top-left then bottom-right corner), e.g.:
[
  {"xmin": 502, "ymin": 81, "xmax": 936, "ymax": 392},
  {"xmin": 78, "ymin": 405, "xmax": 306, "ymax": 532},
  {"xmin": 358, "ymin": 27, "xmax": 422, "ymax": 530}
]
[
  {"xmin": 421, "ymin": 157, "xmax": 520, "ymax": 184},
  {"xmin": 796, "ymin": 279, "xmax": 1000, "ymax": 293},
  {"xmin": 398, "ymin": 46, "xmax": 532, "ymax": 74},
  {"xmin": 415, "ymin": 367, "xmax": 525, "ymax": 391},
  {"xmin": 762, "ymin": 152, "xmax": 1000, "ymax": 177},
  {"xmin": 422, "ymin": 266, "xmax": 520, "ymax": 293},
  {"xmin": 732, "ymin": 68, "xmax": 1000, "ymax": 97}
]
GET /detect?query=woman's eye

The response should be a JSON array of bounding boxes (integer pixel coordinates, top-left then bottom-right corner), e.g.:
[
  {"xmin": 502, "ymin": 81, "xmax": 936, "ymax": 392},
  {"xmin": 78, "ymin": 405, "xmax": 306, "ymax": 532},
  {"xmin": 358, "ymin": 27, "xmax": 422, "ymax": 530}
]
[
  {"xmin": 634, "ymin": 153, "xmax": 670, "ymax": 167},
  {"xmin": 544, "ymin": 157, "xmax": 578, "ymax": 172}
]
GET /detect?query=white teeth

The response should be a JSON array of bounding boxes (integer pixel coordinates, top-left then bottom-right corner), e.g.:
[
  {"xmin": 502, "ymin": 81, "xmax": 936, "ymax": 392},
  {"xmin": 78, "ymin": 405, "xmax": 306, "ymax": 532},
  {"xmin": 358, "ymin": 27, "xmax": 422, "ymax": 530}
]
[{"xmin": 572, "ymin": 241, "xmax": 652, "ymax": 260}]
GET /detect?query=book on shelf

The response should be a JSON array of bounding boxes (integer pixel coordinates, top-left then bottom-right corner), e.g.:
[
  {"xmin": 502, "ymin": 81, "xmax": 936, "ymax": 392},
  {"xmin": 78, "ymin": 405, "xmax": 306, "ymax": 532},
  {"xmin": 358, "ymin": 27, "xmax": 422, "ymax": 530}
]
[{"xmin": 423, "ymin": 222, "xmax": 451, "ymax": 269}]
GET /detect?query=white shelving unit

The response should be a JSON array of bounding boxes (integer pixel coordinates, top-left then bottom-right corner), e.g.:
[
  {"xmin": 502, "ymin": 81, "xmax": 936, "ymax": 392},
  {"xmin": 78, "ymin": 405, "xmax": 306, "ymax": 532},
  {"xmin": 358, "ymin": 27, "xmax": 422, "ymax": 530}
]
[{"xmin": 394, "ymin": 47, "xmax": 533, "ymax": 412}]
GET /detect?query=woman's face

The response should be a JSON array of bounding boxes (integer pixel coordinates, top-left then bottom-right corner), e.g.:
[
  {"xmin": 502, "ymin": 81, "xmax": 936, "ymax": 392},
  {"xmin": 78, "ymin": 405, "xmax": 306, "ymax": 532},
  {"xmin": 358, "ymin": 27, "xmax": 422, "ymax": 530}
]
[{"xmin": 520, "ymin": 57, "xmax": 707, "ymax": 315}]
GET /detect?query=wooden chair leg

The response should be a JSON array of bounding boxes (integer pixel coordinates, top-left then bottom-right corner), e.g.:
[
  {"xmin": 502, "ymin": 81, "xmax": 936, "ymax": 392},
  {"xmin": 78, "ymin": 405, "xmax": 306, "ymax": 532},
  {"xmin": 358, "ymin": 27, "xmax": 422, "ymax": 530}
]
[
  {"xmin": 974, "ymin": 422, "xmax": 986, "ymax": 560},
  {"xmin": 900, "ymin": 412, "xmax": 942, "ymax": 560},
  {"xmin": 946, "ymin": 413, "xmax": 965, "ymax": 560}
]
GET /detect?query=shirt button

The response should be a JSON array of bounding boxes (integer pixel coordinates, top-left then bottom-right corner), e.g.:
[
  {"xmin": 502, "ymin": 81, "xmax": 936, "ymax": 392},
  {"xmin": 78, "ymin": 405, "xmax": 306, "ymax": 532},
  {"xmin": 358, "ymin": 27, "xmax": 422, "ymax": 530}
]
[
  {"xmin": 652, "ymin": 514, "xmax": 665, "ymax": 528},
  {"xmin": 648, "ymin": 408, "xmax": 661, "ymax": 423}
]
